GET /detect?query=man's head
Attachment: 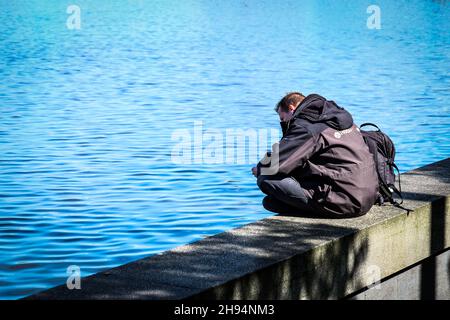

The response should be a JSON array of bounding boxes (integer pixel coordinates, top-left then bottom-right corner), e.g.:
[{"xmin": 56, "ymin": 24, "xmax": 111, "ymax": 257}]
[{"xmin": 274, "ymin": 92, "xmax": 305, "ymax": 122}]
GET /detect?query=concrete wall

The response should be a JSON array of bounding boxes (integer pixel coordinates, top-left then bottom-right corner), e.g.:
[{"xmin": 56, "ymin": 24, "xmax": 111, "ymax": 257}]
[
  {"xmin": 349, "ymin": 249, "xmax": 449, "ymax": 300},
  {"xmin": 27, "ymin": 158, "xmax": 450, "ymax": 300}
]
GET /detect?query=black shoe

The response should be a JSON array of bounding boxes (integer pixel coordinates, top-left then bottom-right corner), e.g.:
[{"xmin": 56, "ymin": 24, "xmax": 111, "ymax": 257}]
[
  {"xmin": 262, "ymin": 196, "xmax": 299, "ymax": 214},
  {"xmin": 262, "ymin": 196, "xmax": 317, "ymax": 217}
]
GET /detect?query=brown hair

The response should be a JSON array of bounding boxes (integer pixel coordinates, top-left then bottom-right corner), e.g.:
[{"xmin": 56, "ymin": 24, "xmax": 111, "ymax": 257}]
[{"xmin": 275, "ymin": 92, "xmax": 305, "ymax": 112}]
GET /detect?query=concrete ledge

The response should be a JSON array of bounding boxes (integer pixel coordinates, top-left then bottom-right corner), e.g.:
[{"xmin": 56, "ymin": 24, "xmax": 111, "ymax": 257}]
[{"xmin": 26, "ymin": 158, "xmax": 450, "ymax": 299}]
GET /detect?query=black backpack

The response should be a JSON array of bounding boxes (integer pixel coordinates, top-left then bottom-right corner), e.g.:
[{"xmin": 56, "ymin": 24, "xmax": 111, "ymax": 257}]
[{"xmin": 359, "ymin": 123, "xmax": 411, "ymax": 212}]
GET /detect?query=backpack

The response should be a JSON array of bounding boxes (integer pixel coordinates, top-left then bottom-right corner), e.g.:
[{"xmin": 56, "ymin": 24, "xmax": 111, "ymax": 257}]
[{"xmin": 359, "ymin": 123, "xmax": 412, "ymax": 212}]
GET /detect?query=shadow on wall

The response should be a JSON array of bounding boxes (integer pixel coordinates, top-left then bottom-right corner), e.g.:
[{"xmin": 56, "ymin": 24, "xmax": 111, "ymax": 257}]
[
  {"xmin": 188, "ymin": 221, "xmax": 368, "ymax": 300},
  {"xmin": 448, "ymin": 250, "xmax": 450, "ymax": 295},
  {"xmin": 420, "ymin": 196, "xmax": 447, "ymax": 300},
  {"xmin": 27, "ymin": 217, "xmax": 368, "ymax": 300}
]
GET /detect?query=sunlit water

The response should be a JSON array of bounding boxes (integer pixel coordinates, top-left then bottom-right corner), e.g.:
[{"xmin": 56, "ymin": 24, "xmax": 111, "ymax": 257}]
[{"xmin": 0, "ymin": 0, "xmax": 449, "ymax": 299}]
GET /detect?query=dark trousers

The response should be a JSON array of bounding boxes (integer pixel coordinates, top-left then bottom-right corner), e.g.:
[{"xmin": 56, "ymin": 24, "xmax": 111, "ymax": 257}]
[{"xmin": 257, "ymin": 174, "xmax": 316, "ymax": 213}]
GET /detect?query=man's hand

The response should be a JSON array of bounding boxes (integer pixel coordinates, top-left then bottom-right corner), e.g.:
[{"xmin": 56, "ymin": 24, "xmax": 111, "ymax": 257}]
[{"xmin": 251, "ymin": 166, "xmax": 258, "ymax": 177}]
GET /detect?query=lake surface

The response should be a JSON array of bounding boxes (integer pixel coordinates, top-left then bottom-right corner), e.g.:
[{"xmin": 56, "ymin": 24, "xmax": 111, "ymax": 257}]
[{"xmin": 0, "ymin": 0, "xmax": 449, "ymax": 299}]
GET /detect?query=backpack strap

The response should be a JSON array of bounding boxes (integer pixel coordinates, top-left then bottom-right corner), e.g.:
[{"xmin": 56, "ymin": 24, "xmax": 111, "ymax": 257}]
[
  {"xmin": 360, "ymin": 123, "xmax": 381, "ymax": 131},
  {"xmin": 391, "ymin": 163, "xmax": 402, "ymax": 197},
  {"xmin": 387, "ymin": 163, "xmax": 413, "ymax": 213},
  {"xmin": 392, "ymin": 201, "xmax": 413, "ymax": 214}
]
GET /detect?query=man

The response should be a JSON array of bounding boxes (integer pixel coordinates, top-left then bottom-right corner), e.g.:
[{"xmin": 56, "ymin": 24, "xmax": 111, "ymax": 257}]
[{"xmin": 252, "ymin": 92, "xmax": 379, "ymax": 218}]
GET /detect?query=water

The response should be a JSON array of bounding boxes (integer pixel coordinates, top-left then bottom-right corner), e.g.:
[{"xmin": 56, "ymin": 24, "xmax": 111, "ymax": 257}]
[{"xmin": 0, "ymin": 0, "xmax": 449, "ymax": 299}]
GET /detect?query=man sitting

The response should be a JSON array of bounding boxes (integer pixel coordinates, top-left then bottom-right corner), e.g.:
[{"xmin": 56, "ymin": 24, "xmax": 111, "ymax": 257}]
[{"xmin": 252, "ymin": 92, "xmax": 378, "ymax": 218}]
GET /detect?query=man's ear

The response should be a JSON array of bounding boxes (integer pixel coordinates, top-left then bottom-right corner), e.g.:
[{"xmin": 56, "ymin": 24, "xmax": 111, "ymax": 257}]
[{"xmin": 288, "ymin": 104, "xmax": 296, "ymax": 112}]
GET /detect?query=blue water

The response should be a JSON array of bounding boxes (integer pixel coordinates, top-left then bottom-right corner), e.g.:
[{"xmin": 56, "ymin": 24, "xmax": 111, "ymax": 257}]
[{"xmin": 1, "ymin": 0, "xmax": 449, "ymax": 299}]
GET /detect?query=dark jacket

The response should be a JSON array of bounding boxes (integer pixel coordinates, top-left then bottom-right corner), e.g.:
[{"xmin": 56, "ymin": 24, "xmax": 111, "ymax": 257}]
[{"xmin": 258, "ymin": 94, "xmax": 379, "ymax": 217}]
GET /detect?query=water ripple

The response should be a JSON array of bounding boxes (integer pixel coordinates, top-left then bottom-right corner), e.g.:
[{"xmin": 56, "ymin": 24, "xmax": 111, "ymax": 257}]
[{"xmin": 0, "ymin": 0, "xmax": 449, "ymax": 299}]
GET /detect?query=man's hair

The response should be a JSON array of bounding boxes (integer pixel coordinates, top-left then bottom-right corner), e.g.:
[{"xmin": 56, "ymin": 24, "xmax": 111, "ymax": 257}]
[{"xmin": 274, "ymin": 92, "xmax": 305, "ymax": 112}]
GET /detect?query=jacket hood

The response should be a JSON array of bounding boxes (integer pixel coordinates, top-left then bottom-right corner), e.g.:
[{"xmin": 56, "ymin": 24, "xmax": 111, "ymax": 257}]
[{"xmin": 293, "ymin": 94, "xmax": 353, "ymax": 130}]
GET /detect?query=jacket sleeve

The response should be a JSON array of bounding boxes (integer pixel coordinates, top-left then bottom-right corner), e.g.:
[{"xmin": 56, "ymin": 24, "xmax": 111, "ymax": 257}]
[{"xmin": 257, "ymin": 122, "xmax": 320, "ymax": 176}]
